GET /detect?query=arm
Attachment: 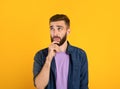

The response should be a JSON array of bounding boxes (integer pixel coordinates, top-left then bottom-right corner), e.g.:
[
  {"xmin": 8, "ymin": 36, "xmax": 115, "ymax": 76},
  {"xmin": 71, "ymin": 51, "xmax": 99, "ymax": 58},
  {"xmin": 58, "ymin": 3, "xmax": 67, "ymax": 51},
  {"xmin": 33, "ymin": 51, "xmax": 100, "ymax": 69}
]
[
  {"xmin": 33, "ymin": 41, "xmax": 60, "ymax": 89},
  {"xmin": 34, "ymin": 55, "xmax": 52, "ymax": 89}
]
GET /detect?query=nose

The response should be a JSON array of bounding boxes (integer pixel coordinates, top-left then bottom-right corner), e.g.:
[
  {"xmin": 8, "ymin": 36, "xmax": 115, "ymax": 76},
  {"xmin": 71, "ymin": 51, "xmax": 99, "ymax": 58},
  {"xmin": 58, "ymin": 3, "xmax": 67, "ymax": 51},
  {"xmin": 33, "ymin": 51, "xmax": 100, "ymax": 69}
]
[{"xmin": 53, "ymin": 29, "xmax": 59, "ymax": 36}]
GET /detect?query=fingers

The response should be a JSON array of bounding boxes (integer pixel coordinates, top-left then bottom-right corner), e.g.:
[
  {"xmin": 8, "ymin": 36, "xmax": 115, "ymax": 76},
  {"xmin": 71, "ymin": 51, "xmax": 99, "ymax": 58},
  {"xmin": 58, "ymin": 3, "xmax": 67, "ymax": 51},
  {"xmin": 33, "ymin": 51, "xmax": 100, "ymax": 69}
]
[
  {"xmin": 49, "ymin": 41, "xmax": 60, "ymax": 53},
  {"xmin": 52, "ymin": 41, "xmax": 60, "ymax": 52},
  {"xmin": 47, "ymin": 41, "xmax": 60, "ymax": 61},
  {"xmin": 52, "ymin": 41, "xmax": 59, "ymax": 45},
  {"xmin": 53, "ymin": 45, "xmax": 60, "ymax": 52}
]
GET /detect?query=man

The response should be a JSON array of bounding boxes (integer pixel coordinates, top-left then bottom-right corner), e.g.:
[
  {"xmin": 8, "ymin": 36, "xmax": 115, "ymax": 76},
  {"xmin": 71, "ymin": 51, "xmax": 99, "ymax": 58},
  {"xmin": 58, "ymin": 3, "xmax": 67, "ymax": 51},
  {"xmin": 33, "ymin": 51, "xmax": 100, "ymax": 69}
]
[{"xmin": 33, "ymin": 14, "xmax": 89, "ymax": 89}]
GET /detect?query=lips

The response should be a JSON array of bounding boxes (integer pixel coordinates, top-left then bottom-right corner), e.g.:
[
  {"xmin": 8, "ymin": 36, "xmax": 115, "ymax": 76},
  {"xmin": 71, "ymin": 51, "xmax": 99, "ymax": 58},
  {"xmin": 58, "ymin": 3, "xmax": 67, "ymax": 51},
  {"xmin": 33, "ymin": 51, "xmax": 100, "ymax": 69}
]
[{"xmin": 53, "ymin": 37, "xmax": 60, "ymax": 42}]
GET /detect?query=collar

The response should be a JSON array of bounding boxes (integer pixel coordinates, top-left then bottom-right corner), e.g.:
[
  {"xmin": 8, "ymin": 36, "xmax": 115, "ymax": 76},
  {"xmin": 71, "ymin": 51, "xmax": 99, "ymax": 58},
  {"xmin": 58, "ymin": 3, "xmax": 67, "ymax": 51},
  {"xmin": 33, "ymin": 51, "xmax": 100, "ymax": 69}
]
[{"xmin": 66, "ymin": 41, "xmax": 74, "ymax": 54}]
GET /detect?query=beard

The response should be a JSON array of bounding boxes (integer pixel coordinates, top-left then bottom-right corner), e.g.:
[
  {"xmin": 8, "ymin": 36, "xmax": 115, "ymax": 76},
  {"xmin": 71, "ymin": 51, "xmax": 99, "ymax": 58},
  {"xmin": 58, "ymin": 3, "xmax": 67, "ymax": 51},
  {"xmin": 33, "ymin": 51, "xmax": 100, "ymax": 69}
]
[{"xmin": 51, "ymin": 33, "xmax": 67, "ymax": 46}]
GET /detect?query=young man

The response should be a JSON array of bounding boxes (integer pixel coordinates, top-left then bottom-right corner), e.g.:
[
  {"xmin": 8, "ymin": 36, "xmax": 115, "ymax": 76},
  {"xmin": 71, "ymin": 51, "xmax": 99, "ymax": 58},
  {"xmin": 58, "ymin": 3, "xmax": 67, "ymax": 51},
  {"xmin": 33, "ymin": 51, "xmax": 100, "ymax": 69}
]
[{"xmin": 33, "ymin": 14, "xmax": 89, "ymax": 89}]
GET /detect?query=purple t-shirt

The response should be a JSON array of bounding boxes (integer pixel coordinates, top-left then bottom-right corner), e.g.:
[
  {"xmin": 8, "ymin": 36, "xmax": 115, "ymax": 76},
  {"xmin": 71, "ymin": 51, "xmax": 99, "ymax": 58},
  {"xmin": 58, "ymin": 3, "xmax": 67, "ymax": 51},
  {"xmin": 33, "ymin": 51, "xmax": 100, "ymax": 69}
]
[{"xmin": 55, "ymin": 52, "xmax": 69, "ymax": 89}]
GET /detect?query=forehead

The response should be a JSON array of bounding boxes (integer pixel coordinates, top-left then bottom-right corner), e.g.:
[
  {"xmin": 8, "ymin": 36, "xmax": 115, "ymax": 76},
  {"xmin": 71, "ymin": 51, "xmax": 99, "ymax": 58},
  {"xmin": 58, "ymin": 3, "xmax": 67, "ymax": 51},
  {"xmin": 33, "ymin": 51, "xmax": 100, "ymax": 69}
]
[{"xmin": 50, "ymin": 20, "xmax": 66, "ymax": 27}]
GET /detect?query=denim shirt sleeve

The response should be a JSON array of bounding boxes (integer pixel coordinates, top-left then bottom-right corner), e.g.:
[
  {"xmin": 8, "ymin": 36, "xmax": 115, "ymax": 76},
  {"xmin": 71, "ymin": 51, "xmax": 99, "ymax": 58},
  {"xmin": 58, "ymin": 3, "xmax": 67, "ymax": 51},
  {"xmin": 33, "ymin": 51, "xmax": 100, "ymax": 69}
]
[
  {"xmin": 33, "ymin": 48, "xmax": 56, "ymax": 89},
  {"xmin": 33, "ymin": 50, "xmax": 46, "ymax": 86},
  {"xmin": 80, "ymin": 50, "xmax": 89, "ymax": 89}
]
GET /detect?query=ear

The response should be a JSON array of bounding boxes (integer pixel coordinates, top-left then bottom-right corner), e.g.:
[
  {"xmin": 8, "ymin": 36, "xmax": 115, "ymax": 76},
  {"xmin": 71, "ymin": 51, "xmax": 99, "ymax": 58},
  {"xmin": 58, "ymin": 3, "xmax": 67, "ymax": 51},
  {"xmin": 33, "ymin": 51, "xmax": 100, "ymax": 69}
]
[{"xmin": 67, "ymin": 29, "xmax": 70, "ymax": 35}]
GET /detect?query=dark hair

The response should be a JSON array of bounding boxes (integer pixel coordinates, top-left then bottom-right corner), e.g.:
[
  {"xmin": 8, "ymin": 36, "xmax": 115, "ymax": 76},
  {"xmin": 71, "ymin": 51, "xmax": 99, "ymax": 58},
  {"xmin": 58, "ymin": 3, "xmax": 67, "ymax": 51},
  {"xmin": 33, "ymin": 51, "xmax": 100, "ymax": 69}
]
[{"xmin": 49, "ymin": 14, "xmax": 70, "ymax": 28}]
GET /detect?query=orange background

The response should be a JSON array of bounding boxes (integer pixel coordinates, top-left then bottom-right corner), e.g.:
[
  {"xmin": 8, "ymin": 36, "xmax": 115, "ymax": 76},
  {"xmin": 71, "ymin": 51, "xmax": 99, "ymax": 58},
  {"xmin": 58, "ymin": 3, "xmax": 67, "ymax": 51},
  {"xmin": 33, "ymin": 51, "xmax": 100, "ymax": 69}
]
[{"xmin": 0, "ymin": 0, "xmax": 120, "ymax": 89}]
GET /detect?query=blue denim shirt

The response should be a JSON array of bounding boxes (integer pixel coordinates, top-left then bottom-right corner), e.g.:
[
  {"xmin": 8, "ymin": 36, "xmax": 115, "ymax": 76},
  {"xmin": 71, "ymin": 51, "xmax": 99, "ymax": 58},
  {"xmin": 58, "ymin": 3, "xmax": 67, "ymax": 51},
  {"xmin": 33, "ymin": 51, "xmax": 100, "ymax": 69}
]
[{"xmin": 33, "ymin": 42, "xmax": 89, "ymax": 89}]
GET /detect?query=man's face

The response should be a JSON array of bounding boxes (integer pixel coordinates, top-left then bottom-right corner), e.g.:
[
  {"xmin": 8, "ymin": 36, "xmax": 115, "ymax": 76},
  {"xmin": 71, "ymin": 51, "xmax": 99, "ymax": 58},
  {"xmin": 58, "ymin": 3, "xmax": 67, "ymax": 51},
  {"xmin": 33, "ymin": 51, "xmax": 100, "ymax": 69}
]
[{"xmin": 50, "ymin": 20, "xmax": 70, "ymax": 46}]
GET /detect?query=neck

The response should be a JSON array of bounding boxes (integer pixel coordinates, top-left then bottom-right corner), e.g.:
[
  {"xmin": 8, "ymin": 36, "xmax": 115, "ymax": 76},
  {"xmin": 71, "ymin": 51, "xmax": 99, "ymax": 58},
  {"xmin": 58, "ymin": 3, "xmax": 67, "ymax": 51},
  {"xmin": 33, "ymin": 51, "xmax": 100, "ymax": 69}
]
[{"xmin": 59, "ymin": 40, "xmax": 68, "ymax": 52}]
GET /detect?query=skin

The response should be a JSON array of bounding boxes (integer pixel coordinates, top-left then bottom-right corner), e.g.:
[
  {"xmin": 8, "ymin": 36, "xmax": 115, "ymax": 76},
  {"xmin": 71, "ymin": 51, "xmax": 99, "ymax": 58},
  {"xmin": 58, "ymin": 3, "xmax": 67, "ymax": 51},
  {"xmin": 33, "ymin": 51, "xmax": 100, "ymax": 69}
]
[{"xmin": 35, "ymin": 20, "xmax": 70, "ymax": 89}]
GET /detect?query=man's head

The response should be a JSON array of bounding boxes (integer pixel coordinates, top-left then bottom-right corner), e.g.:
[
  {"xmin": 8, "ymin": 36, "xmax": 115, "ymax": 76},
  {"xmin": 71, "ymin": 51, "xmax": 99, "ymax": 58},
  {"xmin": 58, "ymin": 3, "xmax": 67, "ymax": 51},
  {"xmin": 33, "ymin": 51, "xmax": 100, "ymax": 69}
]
[{"xmin": 49, "ymin": 14, "xmax": 70, "ymax": 46}]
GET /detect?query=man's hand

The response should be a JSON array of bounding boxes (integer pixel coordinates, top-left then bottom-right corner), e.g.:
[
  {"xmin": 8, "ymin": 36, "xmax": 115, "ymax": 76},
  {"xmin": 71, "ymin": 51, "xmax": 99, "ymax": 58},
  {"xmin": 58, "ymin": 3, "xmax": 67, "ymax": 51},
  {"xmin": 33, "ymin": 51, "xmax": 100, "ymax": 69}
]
[{"xmin": 47, "ymin": 41, "xmax": 60, "ymax": 61}]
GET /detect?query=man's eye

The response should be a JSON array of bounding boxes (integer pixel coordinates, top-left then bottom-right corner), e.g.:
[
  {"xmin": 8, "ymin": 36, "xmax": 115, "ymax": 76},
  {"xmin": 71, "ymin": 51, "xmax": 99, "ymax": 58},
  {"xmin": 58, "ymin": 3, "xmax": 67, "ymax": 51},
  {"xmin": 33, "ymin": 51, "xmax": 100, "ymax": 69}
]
[
  {"xmin": 50, "ymin": 28, "xmax": 54, "ymax": 30},
  {"xmin": 58, "ymin": 27, "xmax": 62, "ymax": 31}
]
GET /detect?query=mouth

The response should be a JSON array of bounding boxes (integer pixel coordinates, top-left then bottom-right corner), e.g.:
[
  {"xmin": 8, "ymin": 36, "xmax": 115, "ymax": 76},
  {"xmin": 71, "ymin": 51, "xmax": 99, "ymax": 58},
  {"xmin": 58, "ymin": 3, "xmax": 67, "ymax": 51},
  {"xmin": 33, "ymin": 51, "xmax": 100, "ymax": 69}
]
[{"xmin": 53, "ymin": 37, "xmax": 60, "ymax": 42}]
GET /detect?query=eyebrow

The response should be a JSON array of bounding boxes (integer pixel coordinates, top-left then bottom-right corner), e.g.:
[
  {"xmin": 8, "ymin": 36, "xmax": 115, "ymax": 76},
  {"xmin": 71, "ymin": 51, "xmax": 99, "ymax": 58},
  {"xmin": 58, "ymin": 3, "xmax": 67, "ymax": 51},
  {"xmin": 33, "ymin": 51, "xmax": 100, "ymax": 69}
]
[
  {"xmin": 50, "ymin": 26, "xmax": 53, "ymax": 28},
  {"xmin": 50, "ymin": 25, "xmax": 63, "ymax": 28}
]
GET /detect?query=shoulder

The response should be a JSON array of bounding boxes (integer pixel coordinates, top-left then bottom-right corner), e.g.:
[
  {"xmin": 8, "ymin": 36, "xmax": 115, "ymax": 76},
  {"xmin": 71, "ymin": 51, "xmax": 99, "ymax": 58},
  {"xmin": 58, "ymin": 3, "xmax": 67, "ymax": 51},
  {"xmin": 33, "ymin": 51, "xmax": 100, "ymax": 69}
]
[
  {"xmin": 69, "ymin": 45, "xmax": 87, "ymax": 56},
  {"xmin": 69, "ymin": 44, "xmax": 88, "ymax": 60},
  {"xmin": 34, "ymin": 48, "xmax": 48, "ymax": 60},
  {"xmin": 70, "ymin": 45, "xmax": 88, "ymax": 64}
]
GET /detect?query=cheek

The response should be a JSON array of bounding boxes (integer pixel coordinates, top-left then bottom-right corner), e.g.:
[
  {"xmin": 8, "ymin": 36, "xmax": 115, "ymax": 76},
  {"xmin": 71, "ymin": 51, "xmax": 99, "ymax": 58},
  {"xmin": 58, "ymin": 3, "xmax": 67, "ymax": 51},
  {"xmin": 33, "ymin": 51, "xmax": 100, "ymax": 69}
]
[
  {"xmin": 50, "ymin": 32, "xmax": 53, "ymax": 37},
  {"xmin": 61, "ymin": 32, "xmax": 67, "ymax": 38}
]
